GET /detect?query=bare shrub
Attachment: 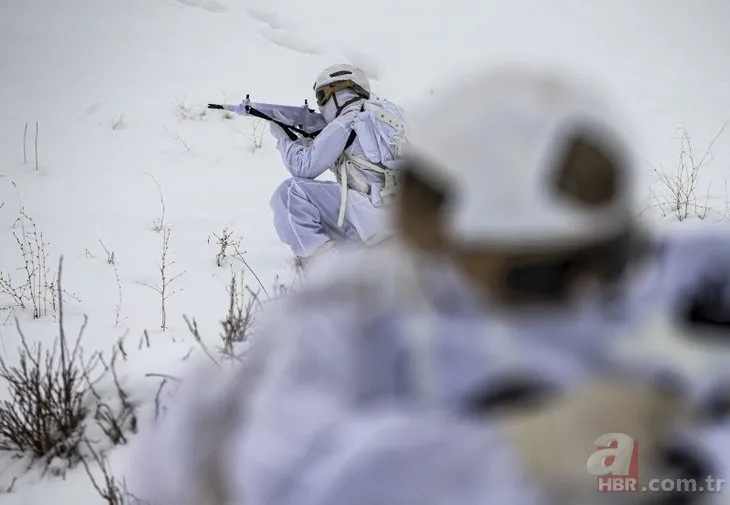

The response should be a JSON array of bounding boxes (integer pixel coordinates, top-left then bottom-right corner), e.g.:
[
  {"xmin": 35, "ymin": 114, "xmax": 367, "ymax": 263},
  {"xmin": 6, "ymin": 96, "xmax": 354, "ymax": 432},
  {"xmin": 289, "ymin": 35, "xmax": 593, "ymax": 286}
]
[
  {"xmin": 99, "ymin": 240, "xmax": 116, "ymax": 265},
  {"xmin": 162, "ymin": 126, "xmax": 192, "ymax": 152},
  {"xmin": 144, "ymin": 174, "xmax": 166, "ymax": 233},
  {"xmin": 84, "ymin": 337, "xmax": 137, "ymax": 446},
  {"xmin": 220, "ymin": 103, "xmax": 234, "ymax": 120},
  {"xmin": 231, "ymin": 243, "xmax": 269, "ymax": 300},
  {"xmin": 209, "ymin": 227, "xmax": 242, "ymax": 267},
  {"xmin": 271, "ymin": 274, "xmax": 290, "ymax": 299},
  {"xmin": 293, "ymin": 255, "xmax": 307, "ymax": 275},
  {"xmin": 174, "ymin": 96, "xmax": 206, "ymax": 121},
  {"xmin": 646, "ymin": 123, "xmax": 729, "ymax": 221},
  {"xmin": 137, "ymin": 229, "xmax": 185, "ymax": 331},
  {"xmin": 248, "ymin": 118, "xmax": 266, "ymax": 152},
  {"xmin": 78, "ymin": 248, "xmax": 96, "ymax": 259},
  {"xmin": 0, "ymin": 257, "xmax": 87, "ymax": 464},
  {"xmin": 111, "ymin": 115, "xmax": 126, "ymax": 131},
  {"xmin": 0, "ymin": 257, "xmax": 139, "ymax": 487},
  {"xmin": 21, "ymin": 122, "xmax": 39, "ymax": 170},
  {"xmin": 147, "ymin": 373, "xmax": 179, "ymax": 421},
  {"xmin": 220, "ymin": 269, "xmax": 259, "ymax": 357},
  {"xmin": 81, "ymin": 439, "xmax": 133, "ymax": 505},
  {"xmin": 182, "ymin": 260, "xmax": 291, "ymax": 366},
  {"xmin": 183, "ymin": 316, "xmax": 221, "ymax": 368},
  {"xmin": 0, "ymin": 188, "xmax": 53, "ymax": 318},
  {"xmin": 181, "ymin": 270, "xmax": 260, "ymax": 364},
  {"xmin": 99, "ymin": 240, "xmax": 123, "ymax": 327},
  {"xmin": 217, "ymin": 93, "xmax": 236, "ymax": 120}
]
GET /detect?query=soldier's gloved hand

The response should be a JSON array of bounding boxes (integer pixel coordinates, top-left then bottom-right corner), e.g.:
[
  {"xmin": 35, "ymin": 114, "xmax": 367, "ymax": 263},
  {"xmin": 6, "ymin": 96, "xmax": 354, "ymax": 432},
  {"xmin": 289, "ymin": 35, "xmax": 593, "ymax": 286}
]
[
  {"xmin": 269, "ymin": 122, "xmax": 291, "ymax": 142},
  {"xmin": 227, "ymin": 102, "xmax": 247, "ymax": 116},
  {"xmin": 503, "ymin": 380, "xmax": 690, "ymax": 505},
  {"xmin": 272, "ymin": 110, "xmax": 292, "ymax": 125},
  {"xmin": 333, "ymin": 101, "xmax": 363, "ymax": 127}
]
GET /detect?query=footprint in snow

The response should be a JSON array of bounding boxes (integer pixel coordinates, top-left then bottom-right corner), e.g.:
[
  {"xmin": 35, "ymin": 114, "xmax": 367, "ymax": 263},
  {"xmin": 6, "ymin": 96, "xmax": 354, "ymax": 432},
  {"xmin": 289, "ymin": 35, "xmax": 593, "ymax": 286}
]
[
  {"xmin": 260, "ymin": 27, "xmax": 324, "ymax": 56},
  {"xmin": 245, "ymin": 7, "xmax": 323, "ymax": 55},
  {"xmin": 86, "ymin": 102, "xmax": 104, "ymax": 115},
  {"xmin": 173, "ymin": 0, "xmax": 226, "ymax": 13},
  {"xmin": 246, "ymin": 7, "xmax": 289, "ymax": 30}
]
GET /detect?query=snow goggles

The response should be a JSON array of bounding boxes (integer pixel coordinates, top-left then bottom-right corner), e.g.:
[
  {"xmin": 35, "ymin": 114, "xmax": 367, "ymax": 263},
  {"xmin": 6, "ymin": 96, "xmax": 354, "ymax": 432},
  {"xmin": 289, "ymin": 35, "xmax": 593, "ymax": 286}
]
[
  {"xmin": 314, "ymin": 80, "xmax": 357, "ymax": 107},
  {"xmin": 499, "ymin": 230, "xmax": 639, "ymax": 302}
]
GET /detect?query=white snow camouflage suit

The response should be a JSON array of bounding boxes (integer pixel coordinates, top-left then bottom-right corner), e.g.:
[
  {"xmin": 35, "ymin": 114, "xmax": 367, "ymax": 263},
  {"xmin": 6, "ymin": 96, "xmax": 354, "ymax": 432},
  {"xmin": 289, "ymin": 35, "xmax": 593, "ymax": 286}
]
[{"xmin": 127, "ymin": 222, "xmax": 730, "ymax": 505}]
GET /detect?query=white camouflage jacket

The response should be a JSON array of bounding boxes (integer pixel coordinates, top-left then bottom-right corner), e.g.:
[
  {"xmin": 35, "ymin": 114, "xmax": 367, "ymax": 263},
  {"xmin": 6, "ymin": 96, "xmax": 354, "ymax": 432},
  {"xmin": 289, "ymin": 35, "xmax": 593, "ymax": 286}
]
[{"xmin": 127, "ymin": 222, "xmax": 730, "ymax": 505}]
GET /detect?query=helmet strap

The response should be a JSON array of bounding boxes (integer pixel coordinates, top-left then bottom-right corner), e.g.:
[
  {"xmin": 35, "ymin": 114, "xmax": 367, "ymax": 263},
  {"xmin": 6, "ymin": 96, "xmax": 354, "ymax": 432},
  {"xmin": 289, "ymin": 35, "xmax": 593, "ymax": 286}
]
[{"xmin": 332, "ymin": 93, "xmax": 363, "ymax": 118}]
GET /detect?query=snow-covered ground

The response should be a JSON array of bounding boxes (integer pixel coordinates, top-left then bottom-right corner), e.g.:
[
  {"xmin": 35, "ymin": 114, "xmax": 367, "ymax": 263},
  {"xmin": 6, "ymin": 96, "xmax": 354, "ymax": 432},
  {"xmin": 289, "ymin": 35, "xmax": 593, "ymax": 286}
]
[{"xmin": 1, "ymin": 0, "xmax": 729, "ymax": 503}]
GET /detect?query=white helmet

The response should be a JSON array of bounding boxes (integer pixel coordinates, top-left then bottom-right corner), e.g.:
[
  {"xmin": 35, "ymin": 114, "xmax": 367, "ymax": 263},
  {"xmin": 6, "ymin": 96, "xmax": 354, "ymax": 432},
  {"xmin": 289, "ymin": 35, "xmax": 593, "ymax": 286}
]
[
  {"xmin": 403, "ymin": 64, "xmax": 638, "ymax": 249},
  {"xmin": 313, "ymin": 64, "xmax": 371, "ymax": 106}
]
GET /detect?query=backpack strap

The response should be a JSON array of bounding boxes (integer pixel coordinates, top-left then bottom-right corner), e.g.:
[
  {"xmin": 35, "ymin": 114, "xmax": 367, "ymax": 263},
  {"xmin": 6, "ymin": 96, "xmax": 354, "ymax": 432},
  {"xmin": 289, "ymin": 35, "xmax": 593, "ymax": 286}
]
[
  {"xmin": 344, "ymin": 129, "xmax": 357, "ymax": 150},
  {"xmin": 335, "ymin": 154, "xmax": 402, "ymax": 228},
  {"xmin": 345, "ymin": 154, "xmax": 400, "ymax": 201},
  {"xmin": 334, "ymin": 101, "xmax": 405, "ymax": 227},
  {"xmin": 342, "ymin": 101, "xmax": 405, "ymax": 152}
]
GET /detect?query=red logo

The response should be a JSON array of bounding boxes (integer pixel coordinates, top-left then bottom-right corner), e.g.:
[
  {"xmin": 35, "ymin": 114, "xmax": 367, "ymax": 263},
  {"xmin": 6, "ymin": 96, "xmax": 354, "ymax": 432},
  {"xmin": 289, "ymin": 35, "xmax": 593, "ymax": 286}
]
[{"xmin": 586, "ymin": 433, "xmax": 639, "ymax": 492}]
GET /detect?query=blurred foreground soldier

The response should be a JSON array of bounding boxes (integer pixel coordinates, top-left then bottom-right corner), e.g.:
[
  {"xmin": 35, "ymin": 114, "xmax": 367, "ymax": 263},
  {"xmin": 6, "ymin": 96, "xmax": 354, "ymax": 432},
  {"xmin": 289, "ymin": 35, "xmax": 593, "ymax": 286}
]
[{"xmin": 127, "ymin": 66, "xmax": 730, "ymax": 505}]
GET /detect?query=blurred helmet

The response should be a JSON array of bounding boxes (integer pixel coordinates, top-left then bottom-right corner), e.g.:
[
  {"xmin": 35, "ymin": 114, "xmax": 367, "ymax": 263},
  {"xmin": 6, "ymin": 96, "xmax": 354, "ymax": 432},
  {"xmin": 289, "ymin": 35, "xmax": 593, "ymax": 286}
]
[
  {"xmin": 403, "ymin": 64, "xmax": 638, "ymax": 249},
  {"xmin": 313, "ymin": 64, "xmax": 371, "ymax": 107}
]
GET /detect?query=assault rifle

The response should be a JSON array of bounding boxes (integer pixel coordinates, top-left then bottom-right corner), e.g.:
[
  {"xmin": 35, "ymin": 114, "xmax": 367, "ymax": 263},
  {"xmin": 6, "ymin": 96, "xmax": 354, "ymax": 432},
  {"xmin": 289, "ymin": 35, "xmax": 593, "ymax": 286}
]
[{"xmin": 208, "ymin": 95, "xmax": 327, "ymax": 141}]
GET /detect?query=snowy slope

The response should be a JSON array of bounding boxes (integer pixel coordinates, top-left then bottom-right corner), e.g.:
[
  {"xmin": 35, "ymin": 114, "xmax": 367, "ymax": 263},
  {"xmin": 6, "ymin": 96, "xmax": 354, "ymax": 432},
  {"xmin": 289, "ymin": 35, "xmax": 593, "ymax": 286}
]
[{"xmin": 1, "ymin": 0, "xmax": 729, "ymax": 503}]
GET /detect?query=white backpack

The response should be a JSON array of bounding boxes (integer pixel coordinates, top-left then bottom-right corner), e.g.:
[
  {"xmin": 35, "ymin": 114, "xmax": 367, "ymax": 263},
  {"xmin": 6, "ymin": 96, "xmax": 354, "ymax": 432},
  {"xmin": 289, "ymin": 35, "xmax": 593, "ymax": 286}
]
[{"xmin": 331, "ymin": 99, "xmax": 408, "ymax": 227}]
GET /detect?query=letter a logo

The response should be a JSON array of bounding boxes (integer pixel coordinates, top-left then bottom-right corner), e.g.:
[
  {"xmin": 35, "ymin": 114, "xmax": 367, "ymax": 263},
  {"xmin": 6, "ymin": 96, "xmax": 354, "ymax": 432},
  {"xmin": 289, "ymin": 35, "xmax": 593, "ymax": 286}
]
[
  {"xmin": 587, "ymin": 432, "xmax": 635, "ymax": 476},
  {"xmin": 586, "ymin": 432, "xmax": 639, "ymax": 492}
]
